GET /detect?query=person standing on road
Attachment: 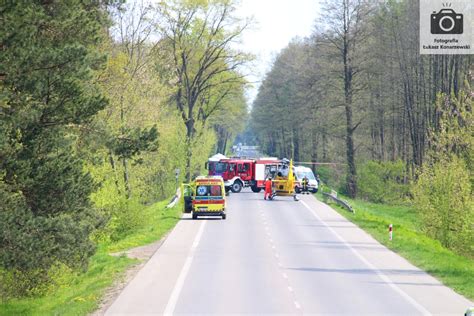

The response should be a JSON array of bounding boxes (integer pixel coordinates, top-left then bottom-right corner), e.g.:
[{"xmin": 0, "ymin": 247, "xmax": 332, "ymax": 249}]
[
  {"xmin": 264, "ymin": 177, "xmax": 272, "ymax": 200},
  {"xmin": 302, "ymin": 175, "xmax": 309, "ymax": 194}
]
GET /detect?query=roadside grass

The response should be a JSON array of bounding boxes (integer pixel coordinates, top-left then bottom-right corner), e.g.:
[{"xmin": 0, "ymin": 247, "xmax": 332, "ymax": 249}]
[
  {"xmin": 0, "ymin": 200, "xmax": 182, "ymax": 316},
  {"xmin": 106, "ymin": 200, "xmax": 182, "ymax": 253},
  {"xmin": 316, "ymin": 192, "xmax": 474, "ymax": 301},
  {"xmin": 0, "ymin": 249, "xmax": 135, "ymax": 316}
]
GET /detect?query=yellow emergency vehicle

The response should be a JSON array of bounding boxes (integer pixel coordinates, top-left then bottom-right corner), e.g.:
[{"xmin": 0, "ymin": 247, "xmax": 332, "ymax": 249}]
[
  {"xmin": 182, "ymin": 176, "xmax": 227, "ymax": 220},
  {"xmin": 269, "ymin": 159, "xmax": 298, "ymax": 201}
]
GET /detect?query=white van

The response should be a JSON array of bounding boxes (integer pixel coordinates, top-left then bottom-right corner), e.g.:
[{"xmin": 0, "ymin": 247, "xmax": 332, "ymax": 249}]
[{"xmin": 294, "ymin": 166, "xmax": 319, "ymax": 193}]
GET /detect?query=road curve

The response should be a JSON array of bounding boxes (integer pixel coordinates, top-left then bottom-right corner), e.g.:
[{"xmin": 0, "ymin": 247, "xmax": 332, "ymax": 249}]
[{"xmin": 105, "ymin": 190, "xmax": 472, "ymax": 315}]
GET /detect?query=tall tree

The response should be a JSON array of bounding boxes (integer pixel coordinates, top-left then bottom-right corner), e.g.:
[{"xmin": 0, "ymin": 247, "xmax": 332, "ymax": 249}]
[
  {"xmin": 101, "ymin": 1, "xmax": 159, "ymax": 199},
  {"xmin": 0, "ymin": 0, "xmax": 109, "ymax": 295},
  {"xmin": 155, "ymin": 0, "xmax": 249, "ymax": 180},
  {"xmin": 317, "ymin": 0, "xmax": 372, "ymax": 197}
]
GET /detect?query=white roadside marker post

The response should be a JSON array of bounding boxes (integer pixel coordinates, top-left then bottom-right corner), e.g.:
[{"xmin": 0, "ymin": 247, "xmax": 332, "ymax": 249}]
[{"xmin": 389, "ymin": 224, "xmax": 393, "ymax": 241}]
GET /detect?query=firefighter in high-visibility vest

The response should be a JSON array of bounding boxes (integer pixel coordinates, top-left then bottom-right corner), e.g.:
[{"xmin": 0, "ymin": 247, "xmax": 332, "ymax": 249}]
[
  {"xmin": 264, "ymin": 177, "xmax": 273, "ymax": 200},
  {"xmin": 302, "ymin": 176, "xmax": 309, "ymax": 194}
]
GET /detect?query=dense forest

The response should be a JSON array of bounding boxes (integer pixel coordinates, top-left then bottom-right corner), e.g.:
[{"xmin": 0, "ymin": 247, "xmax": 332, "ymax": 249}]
[
  {"xmin": 0, "ymin": 0, "xmax": 248, "ymax": 298},
  {"xmin": 249, "ymin": 1, "xmax": 472, "ymax": 255}
]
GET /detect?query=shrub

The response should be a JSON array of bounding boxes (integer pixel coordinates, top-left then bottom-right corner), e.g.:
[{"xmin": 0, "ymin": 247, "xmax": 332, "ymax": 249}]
[
  {"xmin": 412, "ymin": 156, "xmax": 473, "ymax": 257},
  {"xmin": 0, "ymin": 182, "xmax": 97, "ymax": 299},
  {"xmin": 0, "ymin": 263, "xmax": 74, "ymax": 300},
  {"xmin": 90, "ymin": 181, "xmax": 146, "ymax": 243},
  {"xmin": 107, "ymin": 197, "xmax": 146, "ymax": 242},
  {"xmin": 315, "ymin": 166, "xmax": 331, "ymax": 184},
  {"xmin": 357, "ymin": 160, "xmax": 409, "ymax": 203}
]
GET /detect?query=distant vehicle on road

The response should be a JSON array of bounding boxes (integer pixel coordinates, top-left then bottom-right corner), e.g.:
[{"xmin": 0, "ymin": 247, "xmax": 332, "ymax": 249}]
[
  {"xmin": 182, "ymin": 176, "xmax": 227, "ymax": 220},
  {"xmin": 206, "ymin": 154, "xmax": 280, "ymax": 193},
  {"xmin": 294, "ymin": 166, "xmax": 319, "ymax": 193}
]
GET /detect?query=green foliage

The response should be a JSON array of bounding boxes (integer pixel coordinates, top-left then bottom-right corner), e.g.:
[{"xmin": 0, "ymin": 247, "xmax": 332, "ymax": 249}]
[
  {"xmin": 107, "ymin": 126, "xmax": 159, "ymax": 160},
  {"xmin": 358, "ymin": 160, "xmax": 409, "ymax": 203},
  {"xmin": 0, "ymin": 263, "xmax": 74, "ymax": 300},
  {"xmin": 155, "ymin": 0, "xmax": 250, "ymax": 179},
  {"xmin": 0, "ymin": 181, "xmax": 97, "ymax": 273},
  {"xmin": 315, "ymin": 166, "xmax": 331, "ymax": 184},
  {"xmin": 92, "ymin": 194, "xmax": 145, "ymax": 243},
  {"xmin": 412, "ymin": 157, "xmax": 473, "ymax": 257},
  {"xmin": 105, "ymin": 200, "xmax": 182, "ymax": 253},
  {"xmin": 0, "ymin": 249, "xmax": 134, "ymax": 316},
  {"xmin": 250, "ymin": 40, "xmax": 313, "ymax": 160},
  {"xmin": 429, "ymin": 89, "xmax": 473, "ymax": 169},
  {"xmin": 412, "ymin": 88, "xmax": 473, "ymax": 257},
  {"xmin": 211, "ymin": 86, "xmax": 248, "ymax": 154},
  {"xmin": 314, "ymin": 165, "xmax": 348, "ymax": 194},
  {"xmin": 0, "ymin": 1, "xmax": 109, "ymax": 297},
  {"xmin": 0, "ymin": 201, "xmax": 181, "ymax": 315}
]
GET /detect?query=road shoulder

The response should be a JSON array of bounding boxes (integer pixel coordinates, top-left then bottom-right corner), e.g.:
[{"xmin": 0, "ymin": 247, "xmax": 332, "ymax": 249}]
[{"xmin": 300, "ymin": 195, "xmax": 473, "ymax": 314}]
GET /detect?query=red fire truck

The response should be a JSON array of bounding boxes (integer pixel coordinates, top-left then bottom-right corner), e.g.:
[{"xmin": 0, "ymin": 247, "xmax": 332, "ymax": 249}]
[{"xmin": 207, "ymin": 155, "xmax": 280, "ymax": 193}]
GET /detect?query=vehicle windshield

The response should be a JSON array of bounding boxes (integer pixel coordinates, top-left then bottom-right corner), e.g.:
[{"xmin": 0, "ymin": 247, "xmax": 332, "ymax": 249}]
[
  {"xmin": 196, "ymin": 185, "xmax": 222, "ymax": 196},
  {"xmin": 212, "ymin": 162, "xmax": 227, "ymax": 173},
  {"xmin": 295, "ymin": 170, "xmax": 316, "ymax": 180}
]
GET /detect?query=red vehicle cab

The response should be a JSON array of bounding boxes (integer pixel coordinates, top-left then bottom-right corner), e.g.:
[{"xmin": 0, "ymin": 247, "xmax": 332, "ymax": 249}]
[{"xmin": 207, "ymin": 154, "xmax": 280, "ymax": 193}]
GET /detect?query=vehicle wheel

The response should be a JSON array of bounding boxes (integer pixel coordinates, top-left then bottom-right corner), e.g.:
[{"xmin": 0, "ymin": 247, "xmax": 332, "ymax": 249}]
[
  {"xmin": 251, "ymin": 185, "xmax": 262, "ymax": 193},
  {"xmin": 222, "ymin": 213, "xmax": 226, "ymax": 220},
  {"xmin": 230, "ymin": 181, "xmax": 242, "ymax": 193},
  {"xmin": 192, "ymin": 212, "xmax": 197, "ymax": 219}
]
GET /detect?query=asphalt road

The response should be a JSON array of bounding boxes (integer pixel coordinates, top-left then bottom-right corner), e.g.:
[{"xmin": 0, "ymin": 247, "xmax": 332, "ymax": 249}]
[{"xmin": 105, "ymin": 190, "xmax": 472, "ymax": 315}]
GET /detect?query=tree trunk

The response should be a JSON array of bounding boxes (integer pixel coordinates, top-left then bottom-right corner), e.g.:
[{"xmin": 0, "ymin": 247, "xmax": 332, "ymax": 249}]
[
  {"xmin": 343, "ymin": 26, "xmax": 357, "ymax": 197},
  {"xmin": 120, "ymin": 95, "xmax": 131, "ymax": 198},
  {"xmin": 122, "ymin": 157, "xmax": 131, "ymax": 199},
  {"xmin": 345, "ymin": 106, "xmax": 357, "ymax": 198},
  {"xmin": 322, "ymin": 131, "xmax": 328, "ymax": 161},
  {"xmin": 108, "ymin": 150, "xmax": 121, "ymax": 194},
  {"xmin": 222, "ymin": 131, "xmax": 229, "ymax": 155},
  {"xmin": 293, "ymin": 128, "xmax": 300, "ymax": 161},
  {"xmin": 185, "ymin": 136, "xmax": 192, "ymax": 182},
  {"xmin": 311, "ymin": 127, "xmax": 318, "ymax": 175}
]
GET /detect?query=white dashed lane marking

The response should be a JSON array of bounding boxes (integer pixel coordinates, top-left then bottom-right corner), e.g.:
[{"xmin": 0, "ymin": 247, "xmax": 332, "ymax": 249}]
[{"xmin": 259, "ymin": 202, "xmax": 302, "ymax": 313}]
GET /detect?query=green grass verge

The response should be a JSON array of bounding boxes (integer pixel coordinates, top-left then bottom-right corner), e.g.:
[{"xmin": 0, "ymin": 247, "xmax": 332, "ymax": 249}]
[
  {"xmin": 106, "ymin": 200, "xmax": 182, "ymax": 253},
  {"xmin": 316, "ymin": 192, "xmax": 474, "ymax": 301},
  {"xmin": 0, "ymin": 200, "xmax": 182, "ymax": 316}
]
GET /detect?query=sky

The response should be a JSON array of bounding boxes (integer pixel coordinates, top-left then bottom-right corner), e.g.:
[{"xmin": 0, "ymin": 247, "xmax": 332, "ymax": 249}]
[{"xmin": 235, "ymin": 0, "xmax": 321, "ymax": 106}]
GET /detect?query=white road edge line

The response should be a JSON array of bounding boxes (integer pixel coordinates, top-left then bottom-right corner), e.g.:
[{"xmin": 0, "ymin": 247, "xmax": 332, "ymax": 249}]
[
  {"xmin": 299, "ymin": 200, "xmax": 431, "ymax": 316},
  {"xmin": 163, "ymin": 220, "xmax": 206, "ymax": 316}
]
